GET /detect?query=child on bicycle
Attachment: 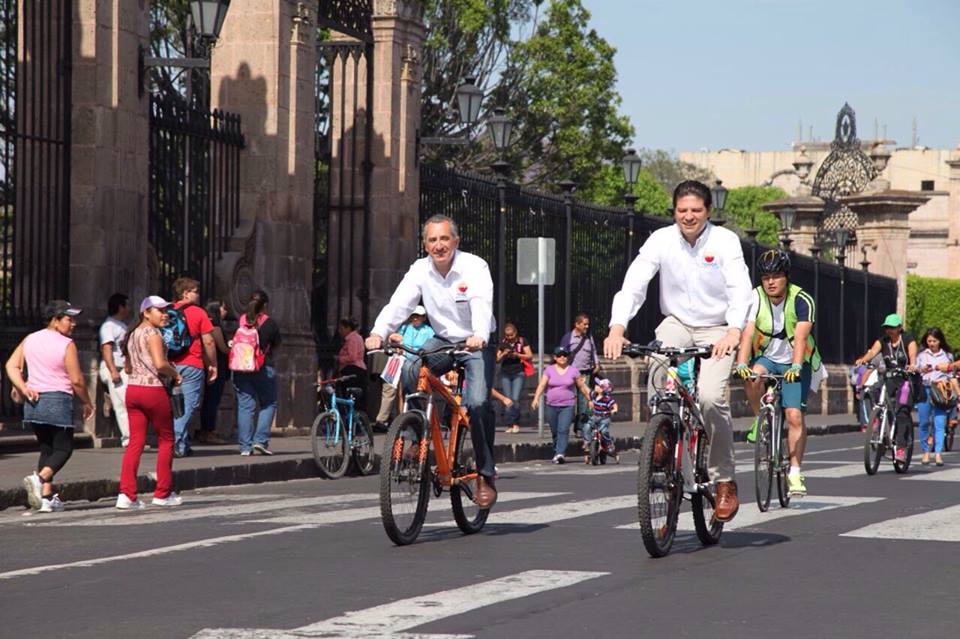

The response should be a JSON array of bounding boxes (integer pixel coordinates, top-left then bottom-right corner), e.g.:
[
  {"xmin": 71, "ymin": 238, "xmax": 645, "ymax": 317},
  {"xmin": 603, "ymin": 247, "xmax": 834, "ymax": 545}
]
[{"xmin": 583, "ymin": 378, "xmax": 618, "ymax": 462}]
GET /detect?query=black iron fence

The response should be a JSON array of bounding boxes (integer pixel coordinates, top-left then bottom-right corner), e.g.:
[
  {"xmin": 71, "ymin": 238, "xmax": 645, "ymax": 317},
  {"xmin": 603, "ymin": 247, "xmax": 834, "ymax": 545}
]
[
  {"xmin": 148, "ymin": 93, "xmax": 244, "ymax": 298},
  {"xmin": 420, "ymin": 163, "xmax": 897, "ymax": 362},
  {"xmin": 1, "ymin": 0, "xmax": 72, "ymax": 421}
]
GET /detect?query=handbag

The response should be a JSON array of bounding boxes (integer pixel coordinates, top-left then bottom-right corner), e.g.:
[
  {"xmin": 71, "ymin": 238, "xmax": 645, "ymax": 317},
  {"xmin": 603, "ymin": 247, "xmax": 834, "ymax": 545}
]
[
  {"xmin": 522, "ymin": 357, "xmax": 535, "ymax": 377},
  {"xmin": 929, "ymin": 379, "xmax": 955, "ymax": 409},
  {"xmin": 168, "ymin": 383, "xmax": 185, "ymax": 419}
]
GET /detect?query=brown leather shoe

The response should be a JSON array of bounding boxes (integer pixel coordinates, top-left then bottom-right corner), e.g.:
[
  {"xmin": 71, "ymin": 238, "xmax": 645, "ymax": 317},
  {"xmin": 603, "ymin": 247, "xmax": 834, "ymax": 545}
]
[
  {"xmin": 475, "ymin": 476, "xmax": 497, "ymax": 509},
  {"xmin": 715, "ymin": 481, "xmax": 739, "ymax": 522}
]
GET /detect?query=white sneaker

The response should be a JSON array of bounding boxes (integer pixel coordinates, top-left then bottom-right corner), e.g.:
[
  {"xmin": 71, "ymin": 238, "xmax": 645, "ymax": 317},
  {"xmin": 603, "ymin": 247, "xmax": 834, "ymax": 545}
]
[
  {"xmin": 552, "ymin": 454, "xmax": 565, "ymax": 464},
  {"xmin": 23, "ymin": 473, "xmax": 43, "ymax": 510},
  {"xmin": 151, "ymin": 493, "xmax": 183, "ymax": 507},
  {"xmin": 252, "ymin": 443, "xmax": 274, "ymax": 456},
  {"xmin": 39, "ymin": 494, "xmax": 65, "ymax": 513},
  {"xmin": 116, "ymin": 493, "xmax": 146, "ymax": 510},
  {"xmin": 240, "ymin": 450, "xmax": 251, "ymax": 456}
]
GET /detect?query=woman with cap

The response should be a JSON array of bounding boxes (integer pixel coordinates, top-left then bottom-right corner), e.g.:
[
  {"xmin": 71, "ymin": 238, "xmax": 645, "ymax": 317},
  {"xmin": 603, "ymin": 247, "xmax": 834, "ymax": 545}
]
[
  {"xmin": 855, "ymin": 313, "xmax": 918, "ymax": 463},
  {"xmin": 530, "ymin": 345, "xmax": 593, "ymax": 463},
  {"xmin": 115, "ymin": 295, "xmax": 183, "ymax": 509},
  {"xmin": 5, "ymin": 300, "xmax": 94, "ymax": 512},
  {"xmin": 373, "ymin": 306, "xmax": 434, "ymax": 430}
]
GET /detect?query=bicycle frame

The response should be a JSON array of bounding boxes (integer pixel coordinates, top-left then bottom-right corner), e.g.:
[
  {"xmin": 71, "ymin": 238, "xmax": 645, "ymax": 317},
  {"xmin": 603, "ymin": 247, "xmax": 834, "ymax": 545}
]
[
  {"xmin": 317, "ymin": 379, "xmax": 358, "ymax": 446},
  {"xmin": 651, "ymin": 362, "xmax": 709, "ymax": 496},
  {"xmin": 755, "ymin": 374, "xmax": 786, "ymax": 471}
]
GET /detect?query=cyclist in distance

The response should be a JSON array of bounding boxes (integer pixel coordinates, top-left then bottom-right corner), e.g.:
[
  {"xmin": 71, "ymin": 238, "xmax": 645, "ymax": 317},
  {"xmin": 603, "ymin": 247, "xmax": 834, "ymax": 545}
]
[
  {"xmin": 734, "ymin": 248, "xmax": 823, "ymax": 497},
  {"xmin": 365, "ymin": 214, "xmax": 499, "ymax": 509},
  {"xmin": 855, "ymin": 313, "xmax": 918, "ymax": 463},
  {"xmin": 604, "ymin": 180, "xmax": 752, "ymax": 522}
]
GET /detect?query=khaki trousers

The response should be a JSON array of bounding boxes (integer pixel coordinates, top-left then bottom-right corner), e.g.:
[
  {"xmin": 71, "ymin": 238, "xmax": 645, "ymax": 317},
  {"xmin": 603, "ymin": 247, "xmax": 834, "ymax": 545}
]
[{"xmin": 651, "ymin": 316, "xmax": 736, "ymax": 482}]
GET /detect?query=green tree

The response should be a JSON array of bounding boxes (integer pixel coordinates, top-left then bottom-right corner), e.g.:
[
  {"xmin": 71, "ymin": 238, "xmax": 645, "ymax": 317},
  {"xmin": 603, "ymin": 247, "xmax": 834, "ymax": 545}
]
[
  {"xmin": 638, "ymin": 149, "xmax": 714, "ymax": 195},
  {"xmin": 582, "ymin": 164, "xmax": 673, "ymax": 216},
  {"xmin": 721, "ymin": 186, "xmax": 787, "ymax": 246}
]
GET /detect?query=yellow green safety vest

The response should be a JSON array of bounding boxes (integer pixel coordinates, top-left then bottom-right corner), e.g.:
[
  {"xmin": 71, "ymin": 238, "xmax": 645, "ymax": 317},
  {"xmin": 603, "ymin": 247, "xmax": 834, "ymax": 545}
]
[{"xmin": 751, "ymin": 283, "xmax": 821, "ymax": 370}]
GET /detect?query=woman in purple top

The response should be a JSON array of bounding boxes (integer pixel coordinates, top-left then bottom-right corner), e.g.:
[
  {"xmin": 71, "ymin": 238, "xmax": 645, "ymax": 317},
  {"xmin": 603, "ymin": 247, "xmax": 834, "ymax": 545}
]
[
  {"xmin": 531, "ymin": 345, "xmax": 593, "ymax": 463},
  {"xmin": 917, "ymin": 327, "xmax": 953, "ymax": 466}
]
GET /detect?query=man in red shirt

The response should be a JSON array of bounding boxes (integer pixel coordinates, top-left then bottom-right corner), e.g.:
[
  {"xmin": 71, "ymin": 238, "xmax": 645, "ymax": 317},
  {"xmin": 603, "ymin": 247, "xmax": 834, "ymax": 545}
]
[{"xmin": 170, "ymin": 277, "xmax": 218, "ymax": 457}]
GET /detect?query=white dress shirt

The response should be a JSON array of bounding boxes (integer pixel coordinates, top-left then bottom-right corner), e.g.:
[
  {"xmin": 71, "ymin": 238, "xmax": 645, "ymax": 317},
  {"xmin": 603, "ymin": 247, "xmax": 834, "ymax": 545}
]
[
  {"xmin": 609, "ymin": 223, "xmax": 752, "ymax": 330},
  {"xmin": 371, "ymin": 250, "xmax": 496, "ymax": 342}
]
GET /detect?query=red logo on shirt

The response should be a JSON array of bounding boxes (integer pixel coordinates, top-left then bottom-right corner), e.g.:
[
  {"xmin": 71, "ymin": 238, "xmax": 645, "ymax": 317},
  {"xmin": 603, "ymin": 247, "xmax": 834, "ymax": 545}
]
[
  {"xmin": 457, "ymin": 282, "xmax": 468, "ymax": 293},
  {"xmin": 704, "ymin": 254, "xmax": 715, "ymax": 264}
]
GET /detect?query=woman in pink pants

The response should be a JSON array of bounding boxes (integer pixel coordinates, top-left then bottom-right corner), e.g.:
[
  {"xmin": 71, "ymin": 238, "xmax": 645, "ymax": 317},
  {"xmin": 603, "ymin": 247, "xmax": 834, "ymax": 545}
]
[{"xmin": 116, "ymin": 296, "xmax": 183, "ymax": 509}]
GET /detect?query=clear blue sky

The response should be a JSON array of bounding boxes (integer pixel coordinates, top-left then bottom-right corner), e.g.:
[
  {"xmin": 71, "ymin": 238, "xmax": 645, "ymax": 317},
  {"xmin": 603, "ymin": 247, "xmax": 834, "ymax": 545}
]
[{"xmin": 583, "ymin": 0, "xmax": 960, "ymax": 152}]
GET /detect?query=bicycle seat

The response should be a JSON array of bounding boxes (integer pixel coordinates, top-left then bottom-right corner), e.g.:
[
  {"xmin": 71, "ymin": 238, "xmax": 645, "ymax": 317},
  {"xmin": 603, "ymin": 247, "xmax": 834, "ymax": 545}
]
[{"xmin": 345, "ymin": 386, "xmax": 364, "ymax": 399}]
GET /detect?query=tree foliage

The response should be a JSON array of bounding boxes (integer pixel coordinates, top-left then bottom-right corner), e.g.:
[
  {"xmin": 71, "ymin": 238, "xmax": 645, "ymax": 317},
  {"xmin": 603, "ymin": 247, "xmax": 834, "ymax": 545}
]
[
  {"xmin": 720, "ymin": 186, "xmax": 787, "ymax": 246},
  {"xmin": 906, "ymin": 274, "xmax": 960, "ymax": 345}
]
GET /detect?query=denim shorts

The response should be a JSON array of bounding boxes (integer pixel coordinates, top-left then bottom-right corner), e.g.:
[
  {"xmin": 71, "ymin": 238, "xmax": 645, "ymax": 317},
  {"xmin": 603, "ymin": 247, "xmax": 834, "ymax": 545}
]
[{"xmin": 22, "ymin": 391, "xmax": 75, "ymax": 428}]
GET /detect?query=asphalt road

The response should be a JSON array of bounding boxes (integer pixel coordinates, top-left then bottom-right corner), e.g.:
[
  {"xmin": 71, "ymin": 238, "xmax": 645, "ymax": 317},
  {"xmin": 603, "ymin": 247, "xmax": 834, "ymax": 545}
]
[{"xmin": 1, "ymin": 432, "xmax": 958, "ymax": 639}]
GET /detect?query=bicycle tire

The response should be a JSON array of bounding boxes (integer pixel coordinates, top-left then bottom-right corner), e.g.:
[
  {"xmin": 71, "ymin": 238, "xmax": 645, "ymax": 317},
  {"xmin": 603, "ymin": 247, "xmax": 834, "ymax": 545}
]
[
  {"xmin": 893, "ymin": 423, "xmax": 913, "ymax": 474},
  {"xmin": 863, "ymin": 408, "xmax": 884, "ymax": 476},
  {"xmin": 379, "ymin": 412, "xmax": 431, "ymax": 545},
  {"xmin": 450, "ymin": 424, "xmax": 489, "ymax": 535},
  {"xmin": 692, "ymin": 426, "xmax": 723, "ymax": 546},
  {"xmin": 945, "ymin": 424, "xmax": 956, "ymax": 452},
  {"xmin": 350, "ymin": 411, "xmax": 376, "ymax": 476},
  {"xmin": 754, "ymin": 407, "xmax": 773, "ymax": 512},
  {"xmin": 775, "ymin": 409, "xmax": 791, "ymax": 508},
  {"xmin": 637, "ymin": 414, "xmax": 681, "ymax": 558},
  {"xmin": 590, "ymin": 439, "xmax": 600, "ymax": 466},
  {"xmin": 311, "ymin": 411, "xmax": 349, "ymax": 478}
]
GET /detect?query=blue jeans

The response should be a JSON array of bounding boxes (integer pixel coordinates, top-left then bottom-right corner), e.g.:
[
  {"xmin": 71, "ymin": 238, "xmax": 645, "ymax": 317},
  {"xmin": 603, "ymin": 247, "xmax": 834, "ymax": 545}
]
[
  {"xmin": 545, "ymin": 404, "xmax": 574, "ymax": 457},
  {"xmin": 500, "ymin": 370, "xmax": 525, "ymax": 426},
  {"xmin": 401, "ymin": 336, "xmax": 497, "ymax": 478},
  {"xmin": 233, "ymin": 366, "xmax": 278, "ymax": 452},
  {"xmin": 174, "ymin": 364, "xmax": 206, "ymax": 453},
  {"xmin": 583, "ymin": 415, "xmax": 612, "ymax": 447},
  {"xmin": 917, "ymin": 387, "xmax": 947, "ymax": 453}
]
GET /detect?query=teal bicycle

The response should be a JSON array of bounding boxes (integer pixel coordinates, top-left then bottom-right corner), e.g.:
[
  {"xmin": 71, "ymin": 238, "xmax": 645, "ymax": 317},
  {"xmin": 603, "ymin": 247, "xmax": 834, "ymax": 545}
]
[{"xmin": 310, "ymin": 374, "xmax": 375, "ymax": 478}]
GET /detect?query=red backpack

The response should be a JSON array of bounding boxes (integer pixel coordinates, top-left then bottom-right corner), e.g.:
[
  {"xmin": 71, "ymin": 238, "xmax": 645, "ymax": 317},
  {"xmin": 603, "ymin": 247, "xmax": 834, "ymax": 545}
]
[{"xmin": 228, "ymin": 314, "xmax": 268, "ymax": 372}]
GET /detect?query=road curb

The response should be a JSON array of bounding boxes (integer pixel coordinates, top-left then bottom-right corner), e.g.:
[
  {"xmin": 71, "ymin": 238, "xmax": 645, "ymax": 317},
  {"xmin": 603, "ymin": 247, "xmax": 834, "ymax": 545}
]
[{"xmin": 0, "ymin": 423, "xmax": 861, "ymax": 510}]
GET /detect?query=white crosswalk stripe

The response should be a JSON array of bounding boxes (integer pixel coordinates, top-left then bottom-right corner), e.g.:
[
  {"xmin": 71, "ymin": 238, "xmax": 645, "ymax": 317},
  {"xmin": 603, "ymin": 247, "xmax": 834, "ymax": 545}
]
[{"xmin": 840, "ymin": 504, "xmax": 960, "ymax": 542}]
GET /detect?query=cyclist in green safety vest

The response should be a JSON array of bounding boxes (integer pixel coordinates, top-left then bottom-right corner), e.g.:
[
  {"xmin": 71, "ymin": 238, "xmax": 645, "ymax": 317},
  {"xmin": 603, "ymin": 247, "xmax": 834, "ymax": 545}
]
[{"xmin": 735, "ymin": 248, "xmax": 823, "ymax": 498}]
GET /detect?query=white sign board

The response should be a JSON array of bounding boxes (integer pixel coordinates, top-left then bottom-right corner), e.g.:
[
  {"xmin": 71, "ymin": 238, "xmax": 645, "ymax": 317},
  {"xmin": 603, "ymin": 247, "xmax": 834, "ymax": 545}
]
[{"xmin": 516, "ymin": 237, "xmax": 556, "ymax": 285}]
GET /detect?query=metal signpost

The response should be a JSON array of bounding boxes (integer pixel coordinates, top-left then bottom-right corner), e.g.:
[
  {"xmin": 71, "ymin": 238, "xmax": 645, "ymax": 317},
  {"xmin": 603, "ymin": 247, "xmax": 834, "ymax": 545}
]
[{"xmin": 517, "ymin": 238, "xmax": 555, "ymax": 437}]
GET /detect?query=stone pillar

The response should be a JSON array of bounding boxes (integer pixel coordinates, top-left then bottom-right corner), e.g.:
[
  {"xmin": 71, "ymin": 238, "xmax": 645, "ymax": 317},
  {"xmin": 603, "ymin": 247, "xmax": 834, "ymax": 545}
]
[
  {"xmin": 71, "ymin": 0, "xmax": 151, "ymax": 441},
  {"xmin": 840, "ymin": 190, "xmax": 930, "ymax": 316},
  {"xmin": 946, "ymin": 147, "xmax": 960, "ymax": 279},
  {"xmin": 762, "ymin": 195, "xmax": 825, "ymax": 255},
  {"xmin": 210, "ymin": 0, "xmax": 318, "ymax": 431},
  {"xmin": 367, "ymin": 0, "xmax": 424, "ymax": 315}
]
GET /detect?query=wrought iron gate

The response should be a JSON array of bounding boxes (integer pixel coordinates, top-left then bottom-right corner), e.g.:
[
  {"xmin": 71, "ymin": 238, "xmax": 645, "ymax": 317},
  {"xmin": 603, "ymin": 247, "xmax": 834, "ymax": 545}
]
[
  {"xmin": 313, "ymin": 4, "xmax": 373, "ymax": 354},
  {"xmin": 0, "ymin": 0, "xmax": 72, "ymax": 420}
]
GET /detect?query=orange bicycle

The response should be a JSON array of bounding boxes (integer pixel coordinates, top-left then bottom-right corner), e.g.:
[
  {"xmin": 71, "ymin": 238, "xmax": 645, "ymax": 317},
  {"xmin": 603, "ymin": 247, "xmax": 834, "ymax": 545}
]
[{"xmin": 374, "ymin": 342, "xmax": 488, "ymax": 545}]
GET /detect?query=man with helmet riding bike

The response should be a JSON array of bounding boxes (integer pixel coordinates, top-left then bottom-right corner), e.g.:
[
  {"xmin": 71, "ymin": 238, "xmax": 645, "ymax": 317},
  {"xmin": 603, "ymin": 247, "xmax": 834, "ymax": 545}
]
[{"xmin": 735, "ymin": 248, "xmax": 823, "ymax": 497}]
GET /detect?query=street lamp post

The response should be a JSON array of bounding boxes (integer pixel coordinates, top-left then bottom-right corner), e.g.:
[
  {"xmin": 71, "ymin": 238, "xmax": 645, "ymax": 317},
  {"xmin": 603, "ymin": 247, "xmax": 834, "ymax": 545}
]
[
  {"xmin": 745, "ymin": 212, "xmax": 759, "ymax": 279},
  {"xmin": 776, "ymin": 206, "xmax": 797, "ymax": 251},
  {"xmin": 810, "ymin": 242, "xmax": 821, "ymax": 341},
  {"xmin": 834, "ymin": 227, "xmax": 851, "ymax": 363},
  {"xmin": 559, "ymin": 180, "xmax": 576, "ymax": 329},
  {"xmin": 488, "ymin": 108, "xmax": 513, "ymax": 331},
  {"xmin": 621, "ymin": 148, "xmax": 642, "ymax": 258},
  {"xmin": 861, "ymin": 245, "xmax": 871, "ymax": 356},
  {"xmin": 710, "ymin": 180, "xmax": 728, "ymax": 226}
]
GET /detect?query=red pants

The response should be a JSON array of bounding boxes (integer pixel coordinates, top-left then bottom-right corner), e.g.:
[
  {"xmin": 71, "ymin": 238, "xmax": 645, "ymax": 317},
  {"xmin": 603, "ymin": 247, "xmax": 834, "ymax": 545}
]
[{"xmin": 121, "ymin": 385, "xmax": 174, "ymax": 500}]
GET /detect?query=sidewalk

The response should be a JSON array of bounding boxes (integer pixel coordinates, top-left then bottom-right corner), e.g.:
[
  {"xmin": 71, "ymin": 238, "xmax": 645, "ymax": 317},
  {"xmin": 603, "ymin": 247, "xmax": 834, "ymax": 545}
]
[{"xmin": 0, "ymin": 413, "xmax": 860, "ymax": 510}]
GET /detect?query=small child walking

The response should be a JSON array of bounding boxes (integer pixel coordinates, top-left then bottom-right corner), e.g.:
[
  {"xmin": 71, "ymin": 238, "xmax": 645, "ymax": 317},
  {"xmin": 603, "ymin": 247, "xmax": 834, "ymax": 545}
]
[{"xmin": 583, "ymin": 378, "xmax": 618, "ymax": 463}]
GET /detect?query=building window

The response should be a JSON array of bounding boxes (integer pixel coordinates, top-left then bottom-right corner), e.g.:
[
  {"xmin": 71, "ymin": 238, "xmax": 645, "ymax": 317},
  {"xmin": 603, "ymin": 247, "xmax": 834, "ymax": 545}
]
[{"xmin": 921, "ymin": 180, "xmax": 935, "ymax": 191}]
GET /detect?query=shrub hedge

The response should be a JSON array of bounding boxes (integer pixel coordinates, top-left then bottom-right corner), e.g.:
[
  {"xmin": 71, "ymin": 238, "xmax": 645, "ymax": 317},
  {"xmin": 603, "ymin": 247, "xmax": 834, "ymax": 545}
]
[{"xmin": 905, "ymin": 274, "xmax": 960, "ymax": 346}]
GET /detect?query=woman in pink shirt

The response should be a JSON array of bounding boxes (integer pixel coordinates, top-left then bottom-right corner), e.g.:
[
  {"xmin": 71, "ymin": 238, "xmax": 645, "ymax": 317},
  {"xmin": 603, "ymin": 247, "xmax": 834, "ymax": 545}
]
[
  {"xmin": 5, "ymin": 300, "xmax": 94, "ymax": 513},
  {"xmin": 336, "ymin": 317, "xmax": 368, "ymax": 401}
]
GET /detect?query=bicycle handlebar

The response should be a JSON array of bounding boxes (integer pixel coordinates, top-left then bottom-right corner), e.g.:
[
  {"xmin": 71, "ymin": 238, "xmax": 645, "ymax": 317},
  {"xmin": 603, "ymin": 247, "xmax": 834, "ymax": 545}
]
[
  {"xmin": 316, "ymin": 373, "xmax": 356, "ymax": 387},
  {"xmin": 622, "ymin": 341, "xmax": 715, "ymax": 360},
  {"xmin": 369, "ymin": 341, "xmax": 470, "ymax": 358}
]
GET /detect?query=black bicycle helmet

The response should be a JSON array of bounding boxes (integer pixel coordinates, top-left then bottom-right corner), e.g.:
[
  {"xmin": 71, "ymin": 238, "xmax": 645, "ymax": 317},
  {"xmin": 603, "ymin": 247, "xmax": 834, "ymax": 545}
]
[{"xmin": 757, "ymin": 248, "xmax": 791, "ymax": 275}]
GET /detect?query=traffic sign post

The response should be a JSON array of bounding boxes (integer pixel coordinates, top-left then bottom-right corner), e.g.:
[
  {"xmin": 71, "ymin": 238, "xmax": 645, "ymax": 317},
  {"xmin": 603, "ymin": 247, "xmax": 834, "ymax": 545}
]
[{"xmin": 517, "ymin": 237, "xmax": 555, "ymax": 438}]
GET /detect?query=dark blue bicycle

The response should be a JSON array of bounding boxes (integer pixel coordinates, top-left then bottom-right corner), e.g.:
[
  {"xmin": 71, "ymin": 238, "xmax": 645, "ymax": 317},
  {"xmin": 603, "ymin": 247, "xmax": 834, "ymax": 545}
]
[{"xmin": 310, "ymin": 374, "xmax": 375, "ymax": 478}]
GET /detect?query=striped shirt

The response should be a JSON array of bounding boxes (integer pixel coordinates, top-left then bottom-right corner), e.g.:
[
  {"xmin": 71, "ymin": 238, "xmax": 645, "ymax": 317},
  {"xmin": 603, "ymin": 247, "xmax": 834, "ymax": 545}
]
[{"xmin": 591, "ymin": 392, "xmax": 617, "ymax": 418}]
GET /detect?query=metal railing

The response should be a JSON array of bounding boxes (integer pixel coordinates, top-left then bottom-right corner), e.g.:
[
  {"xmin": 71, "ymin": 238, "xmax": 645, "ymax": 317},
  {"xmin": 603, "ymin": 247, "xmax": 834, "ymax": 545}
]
[
  {"xmin": 420, "ymin": 163, "xmax": 898, "ymax": 362},
  {"xmin": 148, "ymin": 93, "xmax": 244, "ymax": 298}
]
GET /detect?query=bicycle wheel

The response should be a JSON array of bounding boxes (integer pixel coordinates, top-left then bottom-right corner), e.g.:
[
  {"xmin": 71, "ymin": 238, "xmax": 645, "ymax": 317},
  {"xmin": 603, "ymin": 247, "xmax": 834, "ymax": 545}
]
[
  {"xmin": 775, "ymin": 410, "xmax": 791, "ymax": 508},
  {"xmin": 863, "ymin": 409, "xmax": 884, "ymax": 476},
  {"xmin": 350, "ymin": 411, "xmax": 376, "ymax": 476},
  {"xmin": 590, "ymin": 438, "xmax": 600, "ymax": 466},
  {"xmin": 450, "ymin": 424, "xmax": 489, "ymax": 535},
  {"xmin": 754, "ymin": 407, "xmax": 773, "ymax": 512},
  {"xmin": 637, "ymin": 414, "xmax": 681, "ymax": 558},
  {"xmin": 692, "ymin": 426, "xmax": 723, "ymax": 546},
  {"xmin": 311, "ymin": 411, "xmax": 349, "ymax": 478},
  {"xmin": 894, "ymin": 423, "xmax": 914, "ymax": 474},
  {"xmin": 380, "ymin": 412, "xmax": 431, "ymax": 545}
]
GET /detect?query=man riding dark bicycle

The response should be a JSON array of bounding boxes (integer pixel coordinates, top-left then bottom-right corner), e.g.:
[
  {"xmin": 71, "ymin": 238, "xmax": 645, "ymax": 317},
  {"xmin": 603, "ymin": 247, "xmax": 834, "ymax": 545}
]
[
  {"xmin": 365, "ymin": 214, "xmax": 498, "ymax": 509},
  {"xmin": 734, "ymin": 248, "xmax": 823, "ymax": 497}
]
